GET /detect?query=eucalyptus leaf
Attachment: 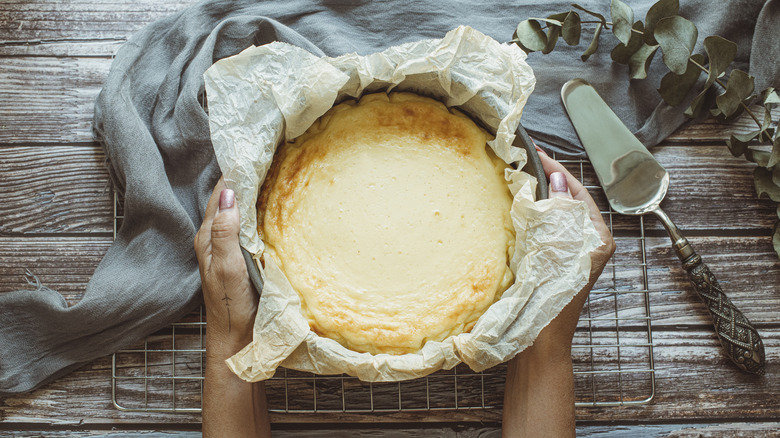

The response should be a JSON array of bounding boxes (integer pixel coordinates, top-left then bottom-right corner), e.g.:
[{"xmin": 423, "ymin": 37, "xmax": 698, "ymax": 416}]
[
  {"xmin": 548, "ymin": 12, "xmax": 570, "ymax": 23},
  {"xmin": 726, "ymin": 137, "xmax": 746, "ymax": 157},
  {"xmin": 644, "ymin": 0, "xmax": 679, "ymax": 45},
  {"xmin": 768, "ymin": 134, "xmax": 780, "ymax": 167},
  {"xmin": 764, "ymin": 87, "xmax": 780, "ymax": 110},
  {"xmin": 721, "ymin": 94, "xmax": 758, "ymax": 121},
  {"xmin": 543, "ymin": 24, "xmax": 561, "ymax": 54},
  {"xmin": 515, "ymin": 19, "xmax": 548, "ymax": 52},
  {"xmin": 763, "ymin": 104, "xmax": 773, "ymax": 132},
  {"xmin": 754, "ymin": 167, "xmax": 780, "ymax": 202},
  {"xmin": 776, "ymin": 120, "xmax": 780, "ymax": 143},
  {"xmin": 684, "ymin": 86, "xmax": 712, "ymax": 118},
  {"xmin": 772, "ymin": 223, "xmax": 780, "ymax": 259},
  {"xmin": 658, "ymin": 53, "xmax": 704, "ymax": 106},
  {"xmin": 610, "ymin": 0, "xmax": 634, "ymax": 45},
  {"xmin": 772, "ymin": 164, "xmax": 780, "ymax": 187},
  {"xmin": 775, "ymin": 136, "xmax": 780, "ymax": 166},
  {"xmin": 711, "ymin": 98, "xmax": 747, "ymax": 121},
  {"xmin": 562, "ymin": 11, "xmax": 582, "ymax": 45},
  {"xmin": 746, "ymin": 148, "xmax": 771, "ymax": 167},
  {"xmin": 541, "ymin": 12, "xmax": 570, "ymax": 54},
  {"xmin": 628, "ymin": 44, "xmax": 659, "ymax": 79},
  {"xmin": 715, "ymin": 69, "xmax": 754, "ymax": 118},
  {"xmin": 655, "ymin": 15, "xmax": 698, "ymax": 74},
  {"xmin": 727, "ymin": 131, "xmax": 758, "ymax": 157},
  {"xmin": 571, "ymin": 4, "xmax": 608, "ymax": 27},
  {"xmin": 611, "ymin": 21, "xmax": 645, "ymax": 64},
  {"xmin": 703, "ymin": 35, "xmax": 737, "ymax": 87},
  {"xmin": 530, "ymin": 17, "xmax": 564, "ymax": 26},
  {"xmin": 581, "ymin": 23, "xmax": 603, "ymax": 61}
]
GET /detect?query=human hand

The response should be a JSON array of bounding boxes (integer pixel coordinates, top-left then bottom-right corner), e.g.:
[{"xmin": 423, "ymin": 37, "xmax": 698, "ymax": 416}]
[
  {"xmin": 533, "ymin": 146, "xmax": 615, "ymax": 351},
  {"xmin": 194, "ymin": 177, "xmax": 258, "ymax": 356},
  {"xmin": 197, "ymin": 179, "xmax": 271, "ymax": 438},
  {"xmin": 502, "ymin": 147, "xmax": 616, "ymax": 438}
]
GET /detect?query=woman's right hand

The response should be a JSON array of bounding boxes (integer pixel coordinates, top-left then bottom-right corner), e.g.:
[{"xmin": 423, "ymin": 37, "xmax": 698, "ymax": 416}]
[
  {"xmin": 502, "ymin": 146, "xmax": 616, "ymax": 438},
  {"xmin": 533, "ymin": 145, "xmax": 616, "ymax": 347}
]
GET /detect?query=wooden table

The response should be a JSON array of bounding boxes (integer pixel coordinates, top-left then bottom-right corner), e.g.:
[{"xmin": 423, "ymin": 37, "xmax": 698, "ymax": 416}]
[{"xmin": 2, "ymin": 2, "xmax": 779, "ymax": 436}]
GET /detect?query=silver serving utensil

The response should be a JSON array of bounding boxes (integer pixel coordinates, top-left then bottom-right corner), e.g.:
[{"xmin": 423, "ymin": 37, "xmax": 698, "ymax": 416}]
[{"xmin": 561, "ymin": 78, "xmax": 765, "ymax": 375}]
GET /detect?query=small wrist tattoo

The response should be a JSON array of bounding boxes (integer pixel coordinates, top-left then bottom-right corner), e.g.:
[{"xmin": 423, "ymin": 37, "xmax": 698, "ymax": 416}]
[{"xmin": 221, "ymin": 293, "xmax": 232, "ymax": 333}]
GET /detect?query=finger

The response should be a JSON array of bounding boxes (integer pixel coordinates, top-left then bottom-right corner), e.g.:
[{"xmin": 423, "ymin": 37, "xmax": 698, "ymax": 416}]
[
  {"xmin": 536, "ymin": 150, "xmax": 600, "ymax": 213},
  {"xmin": 202, "ymin": 177, "xmax": 227, "ymax": 232},
  {"xmin": 536, "ymin": 147, "xmax": 581, "ymax": 190},
  {"xmin": 209, "ymin": 188, "xmax": 244, "ymax": 271},
  {"xmin": 535, "ymin": 146, "xmax": 610, "ymax": 243},
  {"xmin": 195, "ymin": 178, "xmax": 227, "ymax": 256},
  {"xmin": 534, "ymin": 144, "xmax": 615, "ymax": 281},
  {"xmin": 549, "ymin": 172, "xmax": 573, "ymax": 199}
]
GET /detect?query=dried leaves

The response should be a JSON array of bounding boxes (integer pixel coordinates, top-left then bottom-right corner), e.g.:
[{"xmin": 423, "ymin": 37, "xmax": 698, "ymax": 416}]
[
  {"xmin": 512, "ymin": 0, "xmax": 780, "ymax": 257},
  {"xmin": 654, "ymin": 16, "xmax": 697, "ymax": 74}
]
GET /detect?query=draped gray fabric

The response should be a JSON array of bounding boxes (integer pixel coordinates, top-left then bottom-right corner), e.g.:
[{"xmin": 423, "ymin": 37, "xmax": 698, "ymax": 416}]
[{"xmin": 1, "ymin": 0, "xmax": 777, "ymax": 396}]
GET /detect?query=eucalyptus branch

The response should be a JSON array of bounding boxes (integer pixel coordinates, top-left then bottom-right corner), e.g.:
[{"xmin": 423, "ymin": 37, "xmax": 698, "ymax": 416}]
[
  {"xmin": 512, "ymin": 0, "xmax": 780, "ymax": 257},
  {"xmin": 688, "ymin": 58, "xmax": 763, "ymax": 128}
]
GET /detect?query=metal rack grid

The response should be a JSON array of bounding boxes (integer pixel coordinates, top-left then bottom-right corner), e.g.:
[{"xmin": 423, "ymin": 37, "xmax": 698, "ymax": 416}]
[{"xmin": 111, "ymin": 154, "xmax": 655, "ymax": 413}]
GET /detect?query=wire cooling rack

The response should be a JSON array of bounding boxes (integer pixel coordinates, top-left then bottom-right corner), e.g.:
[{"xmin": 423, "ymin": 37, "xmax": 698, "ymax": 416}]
[{"xmin": 111, "ymin": 153, "xmax": 655, "ymax": 413}]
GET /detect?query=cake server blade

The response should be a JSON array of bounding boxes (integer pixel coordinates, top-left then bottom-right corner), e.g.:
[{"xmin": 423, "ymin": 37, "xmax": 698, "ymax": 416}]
[{"xmin": 561, "ymin": 78, "xmax": 765, "ymax": 375}]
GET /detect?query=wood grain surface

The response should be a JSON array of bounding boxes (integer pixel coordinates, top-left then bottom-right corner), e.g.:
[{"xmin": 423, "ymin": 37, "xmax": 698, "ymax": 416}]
[
  {"xmin": 3, "ymin": 423, "xmax": 780, "ymax": 437},
  {"xmin": 2, "ymin": 1, "xmax": 780, "ymax": 436}
]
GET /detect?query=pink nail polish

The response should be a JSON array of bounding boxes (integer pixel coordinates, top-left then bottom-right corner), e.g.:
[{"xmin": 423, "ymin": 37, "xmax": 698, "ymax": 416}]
[
  {"xmin": 550, "ymin": 172, "xmax": 568, "ymax": 193},
  {"xmin": 219, "ymin": 189, "xmax": 235, "ymax": 210}
]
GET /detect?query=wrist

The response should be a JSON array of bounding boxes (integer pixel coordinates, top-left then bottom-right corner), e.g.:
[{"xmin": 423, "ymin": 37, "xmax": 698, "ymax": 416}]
[
  {"xmin": 521, "ymin": 336, "xmax": 573, "ymax": 365},
  {"xmin": 205, "ymin": 329, "xmax": 252, "ymax": 361}
]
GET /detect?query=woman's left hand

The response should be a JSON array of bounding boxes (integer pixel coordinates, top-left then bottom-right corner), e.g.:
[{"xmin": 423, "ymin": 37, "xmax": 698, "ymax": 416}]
[
  {"xmin": 194, "ymin": 177, "xmax": 258, "ymax": 353},
  {"xmin": 196, "ymin": 177, "xmax": 270, "ymax": 438}
]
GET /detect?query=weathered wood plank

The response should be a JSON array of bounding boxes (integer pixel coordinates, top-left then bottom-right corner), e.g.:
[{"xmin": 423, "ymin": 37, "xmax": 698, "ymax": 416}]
[
  {"xmin": 579, "ymin": 422, "xmax": 780, "ymax": 437},
  {"xmin": 0, "ymin": 1, "xmax": 196, "ymax": 56},
  {"xmin": 3, "ymin": 423, "xmax": 780, "ymax": 437},
  {"xmin": 0, "ymin": 57, "xmax": 109, "ymax": 144},
  {"xmin": 2, "ymin": 328, "xmax": 778, "ymax": 425},
  {"xmin": 0, "ymin": 237, "xmax": 111, "ymax": 303},
  {"xmin": 566, "ymin": 145, "xmax": 776, "ymax": 234},
  {"xmin": 0, "ymin": 145, "xmax": 113, "ymax": 235},
  {"xmin": 666, "ymin": 107, "xmax": 780, "ymax": 144},
  {"xmin": 2, "ymin": 423, "xmax": 779, "ymax": 437},
  {"xmin": 583, "ymin": 233, "xmax": 780, "ymax": 327},
  {"xmin": 644, "ymin": 235, "xmax": 780, "ymax": 327},
  {"xmin": 574, "ymin": 328, "xmax": 780, "ymax": 422}
]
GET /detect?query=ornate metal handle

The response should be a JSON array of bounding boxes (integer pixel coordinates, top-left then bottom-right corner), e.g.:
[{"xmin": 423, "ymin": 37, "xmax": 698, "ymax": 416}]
[
  {"xmin": 653, "ymin": 208, "xmax": 765, "ymax": 375},
  {"xmin": 679, "ymin": 248, "xmax": 765, "ymax": 375}
]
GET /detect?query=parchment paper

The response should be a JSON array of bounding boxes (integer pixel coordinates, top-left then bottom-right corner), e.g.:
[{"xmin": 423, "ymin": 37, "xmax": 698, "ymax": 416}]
[{"xmin": 204, "ymin": 26, "xmax": 603, "ymax": 382}]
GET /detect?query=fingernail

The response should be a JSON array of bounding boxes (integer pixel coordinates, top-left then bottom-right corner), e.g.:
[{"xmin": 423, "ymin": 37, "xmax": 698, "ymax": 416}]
[
  {"xmin": 550, "ymin": 172, "xmax": 568, "ymax": 193},
  {"xmin": 219, "ymin": 189, "xmax": 235, "ymax": 210}
]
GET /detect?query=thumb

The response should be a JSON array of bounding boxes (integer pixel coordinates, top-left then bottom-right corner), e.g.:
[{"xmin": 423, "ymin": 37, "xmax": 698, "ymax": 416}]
[
  {"xmin": 549, "ymin": 172, "xmax": 573, "ymax": 199},
  {"xmin": 210, "ymin": 188, "xmax": 242, "ymax": 262}
]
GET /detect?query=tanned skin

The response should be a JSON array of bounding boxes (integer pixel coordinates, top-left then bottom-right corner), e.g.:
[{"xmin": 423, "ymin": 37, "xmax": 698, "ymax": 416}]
[
  {"xmin": 195, "ymin": 178, "xmax": 271, "ymax": 438},
  {"xmin": 501, "ymin": 147, "xmax": 615, "ymax": 438}
]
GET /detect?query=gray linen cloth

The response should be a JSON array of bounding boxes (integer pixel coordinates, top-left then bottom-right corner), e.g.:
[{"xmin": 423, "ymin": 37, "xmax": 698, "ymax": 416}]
[{"xmin": 1, "ymin": 0, "xmax": 777, "ymax": 396}]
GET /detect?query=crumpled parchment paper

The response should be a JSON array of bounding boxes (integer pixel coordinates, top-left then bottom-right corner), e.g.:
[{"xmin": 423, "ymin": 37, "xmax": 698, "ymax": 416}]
[{"xmin": 204, "ymin": 25, "xmax": 603, "ymax": 382}]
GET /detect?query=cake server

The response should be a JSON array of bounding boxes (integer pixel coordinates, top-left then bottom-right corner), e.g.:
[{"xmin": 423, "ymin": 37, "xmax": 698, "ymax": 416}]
[{"xmin": 561, "ymin": 78, "xmax": 765, "ymax": 375}]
